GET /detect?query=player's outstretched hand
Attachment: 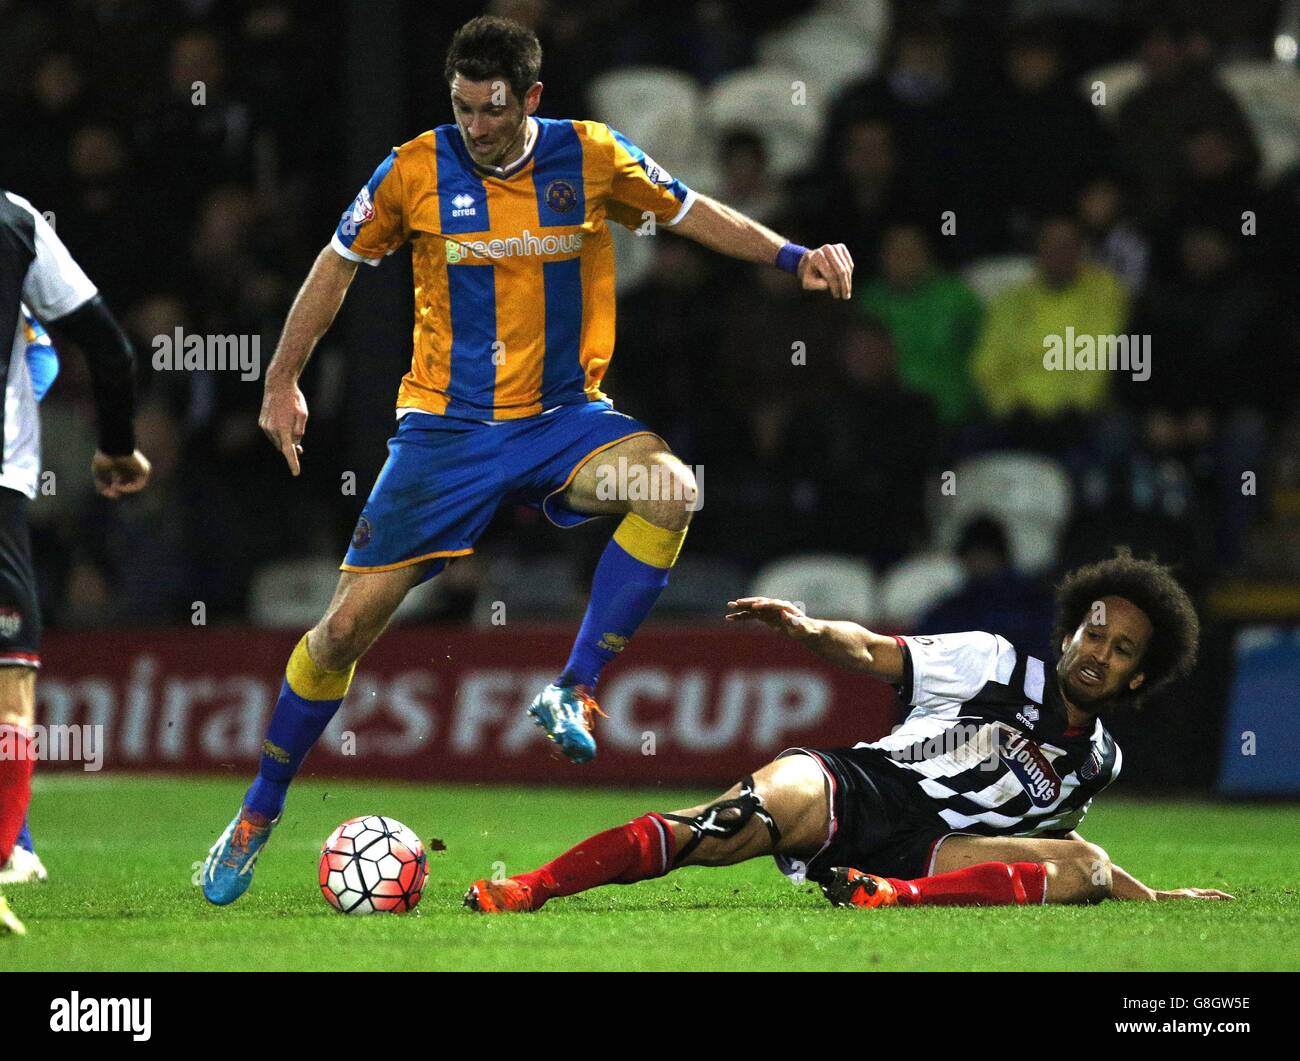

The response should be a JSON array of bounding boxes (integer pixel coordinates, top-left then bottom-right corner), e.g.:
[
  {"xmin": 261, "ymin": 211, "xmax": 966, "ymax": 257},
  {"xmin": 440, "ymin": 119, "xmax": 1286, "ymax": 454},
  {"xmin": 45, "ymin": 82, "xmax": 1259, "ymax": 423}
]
[
  {"xmin": 1154, "ymin": 887, "xmax": 1235, "ymax": 901},
  {"xmin": 92, "ymin": 450, "xmax": 151, "ymax": 499},
  {"xmin": 725, "ymin": 596, "xmax": 817, "ymax": 639},
  {"xmin": 798, "ymin": 243, "xmax": 854, "ymax": 299},
  {"xmin": 260, "ymin": 378, "xmax": 309, "ymax": 476}
]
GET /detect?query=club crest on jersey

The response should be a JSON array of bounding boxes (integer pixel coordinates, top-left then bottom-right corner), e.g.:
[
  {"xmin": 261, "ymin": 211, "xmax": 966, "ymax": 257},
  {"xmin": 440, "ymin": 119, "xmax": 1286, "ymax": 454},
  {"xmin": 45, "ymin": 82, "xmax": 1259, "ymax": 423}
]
[
  {"xmin": 999, "ymin": 730, "xmax": 1062, "ymax": 807},
  {"xmin": 351, "ymin": 516, "xmax": 373, "ymax": 549},
  {"xmin": 348, "ymin": 186, "xmax": 374, "ymax": 228},
  {"xmin": 0, "ymin": 607, "xmax": 20, "ymax": 640},
  {"xmin": 544, "ymin": 179, "xmax": 578, "ymax": 213},
  {"xmin": 450, "ymin": 192, "xmax": 477, "ymax": 218}
]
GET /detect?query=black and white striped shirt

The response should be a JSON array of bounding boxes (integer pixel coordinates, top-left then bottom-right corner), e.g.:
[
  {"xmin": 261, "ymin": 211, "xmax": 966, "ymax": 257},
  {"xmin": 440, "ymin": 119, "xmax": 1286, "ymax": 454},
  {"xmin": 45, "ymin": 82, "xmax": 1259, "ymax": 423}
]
[
  {"xmin": 860, "ymin": 631, "xmax": 1121, "ymax": 837},
  {"xmin": 0, "ymin": 190, "xmax": 98, "ymax": 497}
]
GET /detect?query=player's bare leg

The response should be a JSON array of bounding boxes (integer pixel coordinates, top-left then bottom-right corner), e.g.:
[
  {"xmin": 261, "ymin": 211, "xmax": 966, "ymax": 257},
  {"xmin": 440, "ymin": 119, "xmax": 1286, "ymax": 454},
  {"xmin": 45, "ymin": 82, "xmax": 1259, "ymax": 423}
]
[
  {"xmin": 466, "ymin": 753, "xmax": 830, "ymax": 912},
  {"xmin": 935, "ymin": 835, "xmax": 1112, "ymax": 903},
  {"xmin": 562, "ymin": 433, "xmax": 698, "ymax": 529},
  {"xmin": 933, "ymin": 834, "xmax": 1231, "ymax": 902},
  {"xmin": 824, "ymin": 832, "xmax": 1233, "ymax": 909},
  {"xmin": 824, "ymin": 833, "xmax": 1101, "ymax": 909},
  {"xmin": 659, "ymin": 751, "xmax": 829, "ymax": 866},
  {"xmin": 0, "ymin": 666, "xmax": 45, "ymax": 889},
  {"xmin": 202, "ymin": 562, "xmax": 432, "ymax": 905},
  {"xmin": 527, "ymin": 433, "xmax": 697, "ymax": 763},
  {"xmin": 304, "ymin": 563, "xmax": 433, "ymax": 670}
]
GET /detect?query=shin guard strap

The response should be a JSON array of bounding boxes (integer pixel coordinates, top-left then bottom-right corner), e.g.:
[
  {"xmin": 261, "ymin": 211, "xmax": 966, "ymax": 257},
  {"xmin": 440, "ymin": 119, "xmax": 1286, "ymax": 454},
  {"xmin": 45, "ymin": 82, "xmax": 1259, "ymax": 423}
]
[{"xmin": 661, "ymin": 775, "xmax": 782, "ymax": 866}]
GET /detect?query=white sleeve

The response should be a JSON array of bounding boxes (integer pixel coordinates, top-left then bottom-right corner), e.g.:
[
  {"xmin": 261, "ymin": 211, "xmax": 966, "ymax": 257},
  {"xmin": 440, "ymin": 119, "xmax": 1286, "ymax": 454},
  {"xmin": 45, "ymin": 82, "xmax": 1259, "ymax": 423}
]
[
  {"xmin": 329, "ymin": 231, "xmax": 382, "ymax": 266},
  {"xmin": 900, "ymin": 631, "xmax": 1014, "ymax": 709},
  {"xmin": 8, "ymin": 193, "xmax": 98, "ymax": 321}
]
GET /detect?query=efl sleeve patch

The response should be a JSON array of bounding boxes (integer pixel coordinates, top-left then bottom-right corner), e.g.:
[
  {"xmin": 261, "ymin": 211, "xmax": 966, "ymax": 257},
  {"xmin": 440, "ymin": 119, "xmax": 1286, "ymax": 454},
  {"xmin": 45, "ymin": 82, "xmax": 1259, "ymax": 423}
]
[
  {"xmin": 334, "ymin": 150, "xmax": 408, "ymax": 263},
  {"xmin": 604, "ymin": 126, "xmax": 693, "ymax": 231}
]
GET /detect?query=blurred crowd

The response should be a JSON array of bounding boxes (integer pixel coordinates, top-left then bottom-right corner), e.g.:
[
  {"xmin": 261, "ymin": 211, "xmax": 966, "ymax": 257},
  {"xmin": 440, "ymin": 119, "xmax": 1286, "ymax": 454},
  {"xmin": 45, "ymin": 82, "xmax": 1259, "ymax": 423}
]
[{"xmin": 2, "ymin": 0, "xmax": 1299, "ymax": 632}]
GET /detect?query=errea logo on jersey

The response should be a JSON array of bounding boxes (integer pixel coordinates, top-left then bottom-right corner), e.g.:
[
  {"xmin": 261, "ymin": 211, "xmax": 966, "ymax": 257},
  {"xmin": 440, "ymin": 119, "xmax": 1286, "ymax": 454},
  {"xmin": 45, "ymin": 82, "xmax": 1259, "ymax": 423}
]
[
  {"xmin": 1015, "ymin": 703, "xmax": 1040, "ymax": 729},
  {"xmin": 451, "ymin": 193, "xmax": 477, "ymax": 218}
]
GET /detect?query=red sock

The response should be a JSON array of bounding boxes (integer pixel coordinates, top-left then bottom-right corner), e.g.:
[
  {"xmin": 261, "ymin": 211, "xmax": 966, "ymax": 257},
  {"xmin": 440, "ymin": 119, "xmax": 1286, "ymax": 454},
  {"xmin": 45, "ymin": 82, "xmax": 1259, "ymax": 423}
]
[
  {"xmin": 888, "ymin": 861, "xmax": 1048, "ymax": 907},
  {"xmin": 0, "ymin": 724, "xmax": 35, "ymax": 865},
  {"xmin": 515, "ymin": 813, "xmax": 676, "ymax": 907}
]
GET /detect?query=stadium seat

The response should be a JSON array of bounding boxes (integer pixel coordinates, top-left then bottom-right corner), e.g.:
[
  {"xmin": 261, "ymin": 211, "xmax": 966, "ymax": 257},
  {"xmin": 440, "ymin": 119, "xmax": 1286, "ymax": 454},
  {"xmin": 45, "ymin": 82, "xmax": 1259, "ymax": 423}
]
[
  {"xmin": 1277, "ymin": 0, "xmax": 1300, "ymax": 47},
  {"xmin": 470, "ymin": 554, "xmax": 585, "ymax": 625},
  {"xmin": 390, "ymin": 576, "xmax": 450, "ymax": 623},
  {"xmin": 961, "ymin": 255, "xmax": 1034, "ymax": 302},
  {"xmin": 749, "ymin": 554, "xmax": 878, "ymax": 622},
  {"xmin": 928, "ymin": 453, "xmax": 1074, "ymax": 576},
  {"xmin": 1078, "ymin": 60, "xmax": 1146, "ymax": 119},
  {"xmin": 587, "ymin": 64, "xmax": 718, "ymax": 290},
  {"xmin": 586, "ymin": 66, "xmax": 704, "ymax": 185},
  {"xmin": 29, "ymin": 402, "xmax": 98, "ymax": 523},
  {"xmin": 879, "ymin": 553, "xmax": 966, "ymax": 628},
  {"xmin": 819, "ymin": 0, "xmax": 891, "ymax": 51},
  {"xmin": 1221, "ymin": 61, "xmax": 1300, "ymax": 180},
  {"xmin": 650, "ymin": 554, "xmax": 748, "ymax": 618},
  {"xmin": 610, "ymin": 224, "xmax": 656, "ymax": 294},
  {"xmin": 249, "ymin": 557, "xmax": 344, "ymax": 628},
  {"xmin": 704, "ymin": 67, "xmax": 827, "ymax": 179},
  {"xmin": 249, "ymin": 556, "xmax": 451, "ymax": 628},
  {"xmin": 756, "ymin": 11, "xmax": 879, "ymax": 99}
]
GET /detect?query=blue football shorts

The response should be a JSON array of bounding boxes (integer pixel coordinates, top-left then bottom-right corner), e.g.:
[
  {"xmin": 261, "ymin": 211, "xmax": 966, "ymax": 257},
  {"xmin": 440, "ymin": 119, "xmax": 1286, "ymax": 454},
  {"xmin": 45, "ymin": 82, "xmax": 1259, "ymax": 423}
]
[{"xmin": 341, "ymin": 399, "xmax": 656, "ymax": 579}]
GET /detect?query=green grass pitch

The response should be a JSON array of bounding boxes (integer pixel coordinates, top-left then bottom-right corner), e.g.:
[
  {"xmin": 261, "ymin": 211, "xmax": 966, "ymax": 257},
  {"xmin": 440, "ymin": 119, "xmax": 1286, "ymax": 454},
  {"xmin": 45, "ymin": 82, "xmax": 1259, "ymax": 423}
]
[{"xmin": 4, "ymin": 774, "xmax": 1296, "ymax": 971}]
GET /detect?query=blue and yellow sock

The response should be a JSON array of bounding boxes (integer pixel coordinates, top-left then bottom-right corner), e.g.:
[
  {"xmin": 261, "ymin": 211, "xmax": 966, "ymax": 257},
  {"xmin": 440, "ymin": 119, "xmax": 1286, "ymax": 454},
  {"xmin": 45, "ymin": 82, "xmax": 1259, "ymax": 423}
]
[
  {"xmin": 559, "ymin": 513, "xmax": 687, "ymax": 690},
  {"xmin": 244, "ymin": 633, "xmax": 356, "ymax": 821}
]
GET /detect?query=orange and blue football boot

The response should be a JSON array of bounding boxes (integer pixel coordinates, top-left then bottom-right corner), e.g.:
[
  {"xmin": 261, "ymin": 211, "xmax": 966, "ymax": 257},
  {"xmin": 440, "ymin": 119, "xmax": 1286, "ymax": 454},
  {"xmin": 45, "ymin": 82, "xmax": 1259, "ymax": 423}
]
[
  {"xmin": 201, "ymin": 810, "xmax": 277, "ymax": 906},
  {"xmin": 822, "ymin": 867, "xmax": 901, "ymax": 909},
  {"xmin": 527, "ymin": 683, "xmax": 605, "ymax": 764},
  {"xmin": 464, "ymin": 878, "xmax": 535, "ymax": 913}
]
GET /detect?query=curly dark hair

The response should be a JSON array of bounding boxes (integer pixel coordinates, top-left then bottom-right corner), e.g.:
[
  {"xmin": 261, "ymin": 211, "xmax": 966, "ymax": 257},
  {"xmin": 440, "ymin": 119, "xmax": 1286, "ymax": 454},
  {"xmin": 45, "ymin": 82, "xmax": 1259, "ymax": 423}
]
[
  {"xmin": 1052, "ymin": 548, "xmax": 1200, "ymax": 707},
  {"xmin": 444, "ymin": 16, "xmax": 542, "ymax": 104}
]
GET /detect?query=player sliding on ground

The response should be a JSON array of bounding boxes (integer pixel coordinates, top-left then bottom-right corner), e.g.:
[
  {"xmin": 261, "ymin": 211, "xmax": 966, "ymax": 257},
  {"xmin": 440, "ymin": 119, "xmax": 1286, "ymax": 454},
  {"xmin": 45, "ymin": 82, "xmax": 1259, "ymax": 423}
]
[
  {"xmin": 201, "ymin": 15, "xmax": 853, "ymax": 905},
  {"xmin": 466, "ymin": 552, "xmax": 1234, "ymax": 911}
]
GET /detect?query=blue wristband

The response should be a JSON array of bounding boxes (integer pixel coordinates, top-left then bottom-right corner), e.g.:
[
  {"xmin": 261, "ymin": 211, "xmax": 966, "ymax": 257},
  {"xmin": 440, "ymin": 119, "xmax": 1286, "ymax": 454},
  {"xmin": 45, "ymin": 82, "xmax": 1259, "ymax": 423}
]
[{"xmin": 775, "ymin": 242, "xmax": 808, "ymax": 275}]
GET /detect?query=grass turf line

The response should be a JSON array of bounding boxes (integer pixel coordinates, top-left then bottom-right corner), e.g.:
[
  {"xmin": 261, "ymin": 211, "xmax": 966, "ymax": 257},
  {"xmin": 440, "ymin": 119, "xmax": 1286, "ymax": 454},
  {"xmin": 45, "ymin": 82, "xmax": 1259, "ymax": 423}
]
[{"xmin": 3, "ymin": 775, "xmax": 1296, "ymax": 971}]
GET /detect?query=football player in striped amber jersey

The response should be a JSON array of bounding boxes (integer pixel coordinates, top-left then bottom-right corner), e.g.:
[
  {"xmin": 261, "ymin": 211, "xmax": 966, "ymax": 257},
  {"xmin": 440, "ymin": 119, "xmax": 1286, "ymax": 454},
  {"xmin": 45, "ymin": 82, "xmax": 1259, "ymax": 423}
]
[{"xmin": 202, "ymin": 15, "xmax": 853, "ymax": 906}]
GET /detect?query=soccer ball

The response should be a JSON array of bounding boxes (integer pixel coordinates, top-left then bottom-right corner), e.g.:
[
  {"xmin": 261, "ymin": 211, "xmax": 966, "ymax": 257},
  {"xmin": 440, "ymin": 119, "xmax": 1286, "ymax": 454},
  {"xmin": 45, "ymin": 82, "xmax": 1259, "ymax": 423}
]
[{"xmin": 319, "ymin": 815, "xmax": 428, "ymax": 915}]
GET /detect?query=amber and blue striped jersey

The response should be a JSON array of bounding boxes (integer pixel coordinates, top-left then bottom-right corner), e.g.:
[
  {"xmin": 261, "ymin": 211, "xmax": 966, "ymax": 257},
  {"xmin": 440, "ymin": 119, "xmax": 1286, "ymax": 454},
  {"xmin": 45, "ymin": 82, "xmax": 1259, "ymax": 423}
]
[{"xmin": 332, "ymin": 118, "xmax": 695, "ymax": 420}]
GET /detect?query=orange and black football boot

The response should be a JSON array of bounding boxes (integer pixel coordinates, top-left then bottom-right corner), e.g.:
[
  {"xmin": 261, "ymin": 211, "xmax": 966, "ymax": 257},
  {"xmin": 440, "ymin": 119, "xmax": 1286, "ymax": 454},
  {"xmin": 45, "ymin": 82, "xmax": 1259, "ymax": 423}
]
[
  {"xmin": 821, "ymin": 867, "xmax": 901, "ymax": 908},
  {"xmin": 464, "ymin": 878, "xmax": 536, "ymax": 913}
]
